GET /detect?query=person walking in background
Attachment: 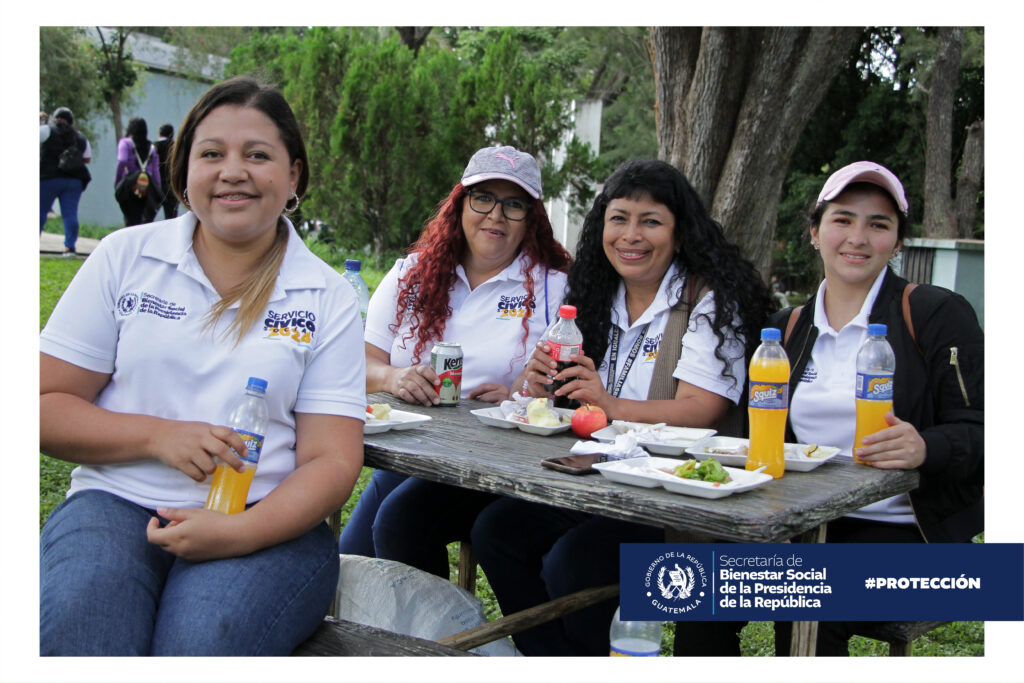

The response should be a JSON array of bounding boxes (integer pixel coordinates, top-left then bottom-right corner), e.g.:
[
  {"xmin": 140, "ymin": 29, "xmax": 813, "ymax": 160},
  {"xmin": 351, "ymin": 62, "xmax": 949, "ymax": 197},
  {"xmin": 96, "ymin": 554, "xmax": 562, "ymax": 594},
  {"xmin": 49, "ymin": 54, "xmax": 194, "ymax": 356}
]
[
  {"xmin": 40, "ymin": 107, "xmax": 92, "ymax": 256},
  {"xmin": 154, "ymin": 123, "xmax": 179, "ymax": 220},
  {"xmin": 114, "ymin": 117, "xmax": 161, "ymax": 226}
]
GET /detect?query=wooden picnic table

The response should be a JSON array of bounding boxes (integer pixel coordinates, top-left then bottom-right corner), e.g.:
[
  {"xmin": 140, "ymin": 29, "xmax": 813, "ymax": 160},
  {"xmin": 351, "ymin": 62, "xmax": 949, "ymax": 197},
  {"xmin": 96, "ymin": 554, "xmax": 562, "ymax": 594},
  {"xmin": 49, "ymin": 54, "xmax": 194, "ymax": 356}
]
[
  {"xmin": 361, "ymin": 393, "xmax": 921, "ymax": 655},
  {"xmin": 363, "ymin": 394, "xmax": 919, "ymax": 544}
]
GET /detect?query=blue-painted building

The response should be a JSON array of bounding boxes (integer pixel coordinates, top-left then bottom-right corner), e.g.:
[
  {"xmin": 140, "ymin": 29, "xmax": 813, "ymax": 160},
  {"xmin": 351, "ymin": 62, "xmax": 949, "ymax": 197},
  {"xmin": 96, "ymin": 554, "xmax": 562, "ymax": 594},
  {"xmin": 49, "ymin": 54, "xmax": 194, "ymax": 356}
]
[{"xmin": 74, "ymin": 28, "xmax": 227, "ymax": 228}]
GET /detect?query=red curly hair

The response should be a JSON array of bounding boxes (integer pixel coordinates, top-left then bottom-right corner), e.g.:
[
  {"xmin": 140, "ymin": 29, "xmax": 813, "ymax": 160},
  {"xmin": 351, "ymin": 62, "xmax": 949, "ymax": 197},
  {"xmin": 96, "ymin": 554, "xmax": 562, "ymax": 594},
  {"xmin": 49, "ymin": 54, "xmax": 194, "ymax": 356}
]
[{"xmin": 392, "ymin": 183, "xmax": 572, "ymax": 364}]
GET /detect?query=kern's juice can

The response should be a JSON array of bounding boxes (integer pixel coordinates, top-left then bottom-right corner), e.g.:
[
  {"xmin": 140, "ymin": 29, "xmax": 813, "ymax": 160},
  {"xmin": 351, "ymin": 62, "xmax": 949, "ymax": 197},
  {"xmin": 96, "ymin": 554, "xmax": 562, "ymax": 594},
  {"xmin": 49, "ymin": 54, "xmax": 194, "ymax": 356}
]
[
  {"xmin": 746, "ymin": 353, "xmax": 790, "ymax": 479},
  {"xmin": 853, "ymin": 373, "xmax": 894, "ymax": 464},
  {"xmin": 430, "ymin": 342, "xmax": 463, "ymax": 406}
]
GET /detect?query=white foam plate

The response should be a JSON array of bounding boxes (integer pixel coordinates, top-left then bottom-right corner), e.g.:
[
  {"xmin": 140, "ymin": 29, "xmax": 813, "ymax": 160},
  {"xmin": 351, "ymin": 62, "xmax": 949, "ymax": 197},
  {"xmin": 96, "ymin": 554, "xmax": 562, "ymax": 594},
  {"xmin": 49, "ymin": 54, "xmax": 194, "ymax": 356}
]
[
  {"xmin": 593, "ymin": 456, "xmax": 773, "ymax": 499},
  {"xmin": 685, "ymin": 436, "xmax": 841, "ymax": 472},
  {"xmin": 590, "ymin": 422, "xmax": 717, "ymax": 456},
  {"xmin": 363, "ymin": 409, "xmax": 433, "ymax": 434},
  {"xmin": 469, "ymin": 406, "xmax": 574, "ymax": 435}
]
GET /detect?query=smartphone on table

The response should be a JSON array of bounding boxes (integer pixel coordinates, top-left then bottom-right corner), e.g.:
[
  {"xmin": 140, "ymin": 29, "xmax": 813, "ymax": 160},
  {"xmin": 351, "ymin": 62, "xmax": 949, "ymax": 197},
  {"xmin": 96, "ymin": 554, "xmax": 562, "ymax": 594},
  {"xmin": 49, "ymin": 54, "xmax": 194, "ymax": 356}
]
[{"xmin": 540, "ymin": 453, "xmax": 607, "ymax": 475}]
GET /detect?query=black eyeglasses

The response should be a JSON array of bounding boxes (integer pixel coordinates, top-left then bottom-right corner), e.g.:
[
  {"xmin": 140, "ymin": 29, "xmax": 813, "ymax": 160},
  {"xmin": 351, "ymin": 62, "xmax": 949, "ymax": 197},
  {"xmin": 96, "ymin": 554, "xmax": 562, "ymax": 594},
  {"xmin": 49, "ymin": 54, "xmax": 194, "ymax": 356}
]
[{"xmin": 467, "ymin": 190, "xmax": 531, "ymax": 221}]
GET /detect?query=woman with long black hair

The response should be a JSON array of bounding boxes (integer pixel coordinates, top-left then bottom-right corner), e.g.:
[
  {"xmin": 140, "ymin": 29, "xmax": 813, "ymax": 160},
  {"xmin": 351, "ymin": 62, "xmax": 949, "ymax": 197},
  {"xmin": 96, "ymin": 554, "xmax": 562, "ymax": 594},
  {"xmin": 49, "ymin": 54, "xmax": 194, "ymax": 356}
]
[
  {"xmin": 115, "ymin": 117, "xmax": 162, "ymax": 226},
  {"xmin": 469, "ymin": 159, "xmax": 775, "ymax": 656}
]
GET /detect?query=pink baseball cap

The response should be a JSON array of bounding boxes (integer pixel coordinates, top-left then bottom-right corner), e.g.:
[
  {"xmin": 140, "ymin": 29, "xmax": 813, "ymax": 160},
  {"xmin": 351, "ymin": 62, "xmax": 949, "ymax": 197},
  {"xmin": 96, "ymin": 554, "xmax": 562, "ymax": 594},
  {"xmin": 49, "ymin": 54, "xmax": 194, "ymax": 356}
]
[{"xmin": 816, "ymin": 161, "xmax": 908, "ymax": 215}]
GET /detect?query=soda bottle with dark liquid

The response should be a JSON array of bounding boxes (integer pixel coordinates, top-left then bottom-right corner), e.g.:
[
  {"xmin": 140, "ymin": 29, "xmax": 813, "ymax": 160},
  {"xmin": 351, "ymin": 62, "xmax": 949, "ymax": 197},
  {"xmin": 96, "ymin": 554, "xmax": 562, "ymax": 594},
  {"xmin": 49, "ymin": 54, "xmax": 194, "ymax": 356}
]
[{"xmin": 544, "ymin": 305, "xmax": 582, "ymax": 409}]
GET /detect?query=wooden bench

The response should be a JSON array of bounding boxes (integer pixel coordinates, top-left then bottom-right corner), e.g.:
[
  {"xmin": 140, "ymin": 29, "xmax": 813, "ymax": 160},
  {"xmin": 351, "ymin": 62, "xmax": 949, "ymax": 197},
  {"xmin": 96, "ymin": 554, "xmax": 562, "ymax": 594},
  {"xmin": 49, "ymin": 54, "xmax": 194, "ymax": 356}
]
[
  {"xmin": 848, "ymin": 621, "xmax": 950, "ymax": 656},
  {"xmin": 293, "ymin": 617, "xmax": 478, "ymax": 656}
]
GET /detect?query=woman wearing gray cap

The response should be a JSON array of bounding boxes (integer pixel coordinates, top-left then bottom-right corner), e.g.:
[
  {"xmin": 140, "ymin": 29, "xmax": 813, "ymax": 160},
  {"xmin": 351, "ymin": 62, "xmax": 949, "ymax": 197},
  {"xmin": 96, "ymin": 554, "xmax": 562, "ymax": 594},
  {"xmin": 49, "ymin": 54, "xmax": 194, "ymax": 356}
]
[
  {"xmin": 338, "ymin": 145, "xmax": 572, "ymax": 563},
  {"xmin": 772, "ymin": 161, "xmax": 984, "ymax": 655}
]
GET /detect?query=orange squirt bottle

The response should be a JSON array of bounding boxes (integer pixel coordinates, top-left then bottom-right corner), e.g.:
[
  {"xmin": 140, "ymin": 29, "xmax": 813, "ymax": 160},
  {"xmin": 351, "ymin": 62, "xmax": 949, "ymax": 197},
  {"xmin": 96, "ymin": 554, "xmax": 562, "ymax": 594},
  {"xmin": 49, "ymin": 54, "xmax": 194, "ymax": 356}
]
[
  {"xmin": 745, "ymin": 328, "xmax": 789, "ymax": 479},
  {"xmin": 205, "ymin": 377, "xmax": 269, "ymax": 514}
]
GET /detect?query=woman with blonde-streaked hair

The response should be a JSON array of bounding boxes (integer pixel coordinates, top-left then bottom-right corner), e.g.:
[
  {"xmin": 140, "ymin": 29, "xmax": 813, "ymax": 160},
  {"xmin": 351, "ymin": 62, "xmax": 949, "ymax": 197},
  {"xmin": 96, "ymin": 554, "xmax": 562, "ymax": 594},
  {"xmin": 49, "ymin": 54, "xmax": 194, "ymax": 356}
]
[{"xmin": 39, "ymin": 76, "xmax": 366, "ymax": 655}]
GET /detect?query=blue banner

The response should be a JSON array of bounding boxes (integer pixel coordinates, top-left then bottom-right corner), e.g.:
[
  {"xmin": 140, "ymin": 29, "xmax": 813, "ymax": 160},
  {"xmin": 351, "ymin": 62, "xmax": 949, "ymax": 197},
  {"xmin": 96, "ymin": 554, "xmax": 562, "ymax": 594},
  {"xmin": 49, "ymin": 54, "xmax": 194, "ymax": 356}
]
[{"xmin": 619, "ymin": 543, "xmax": 1024, "ymax": 621}]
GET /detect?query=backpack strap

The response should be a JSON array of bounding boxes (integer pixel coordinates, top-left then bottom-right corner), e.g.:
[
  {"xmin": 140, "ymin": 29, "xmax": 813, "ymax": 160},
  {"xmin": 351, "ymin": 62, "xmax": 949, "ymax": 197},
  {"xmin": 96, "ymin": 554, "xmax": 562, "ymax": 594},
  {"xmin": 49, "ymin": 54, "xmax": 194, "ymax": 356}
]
[
  {"xmin": 132, "ymin": 142, "xmax": 153, "ymax": 171},
  {"xmin": 646, "ymin": 276, "xmax": 708, "ymax": 400},
  {"xmin": 902, "ymin": 283, "xmax": 918, "ymax": 344},
  {"xmin": 784, "ymin": 306, "xmax": 803, "ymax": 346}
]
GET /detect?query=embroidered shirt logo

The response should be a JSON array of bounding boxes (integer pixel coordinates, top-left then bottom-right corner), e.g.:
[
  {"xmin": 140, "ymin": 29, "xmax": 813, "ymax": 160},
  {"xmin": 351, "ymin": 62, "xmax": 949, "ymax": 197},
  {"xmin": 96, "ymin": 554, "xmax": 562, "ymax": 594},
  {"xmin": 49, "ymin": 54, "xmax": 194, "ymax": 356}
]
[
  {"xmin": 643, "ymin": 333, "xmax": 662, "ymax": 362},
  {"xmin": 496, "ymin": 294, "xmax": 535, "ymax": 320},
  {"xmin": 799, "ymin": 362, "xmax": 818, "ymax": 384},
  {"xmin": 264, "ymin": 309, "xmax": 317, "ymax": 346},
  {"xmin": 117, "ymin": 291, "xmax": 187, "ymax": 320}
]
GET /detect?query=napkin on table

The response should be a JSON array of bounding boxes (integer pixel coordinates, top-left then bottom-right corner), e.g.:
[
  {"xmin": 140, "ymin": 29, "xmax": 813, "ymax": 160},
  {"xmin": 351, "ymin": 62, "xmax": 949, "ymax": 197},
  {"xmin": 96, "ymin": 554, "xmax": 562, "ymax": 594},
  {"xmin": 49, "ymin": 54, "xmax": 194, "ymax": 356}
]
[{"xmin": 569, "ymin": 433, "xmax": 650, "ymax": 461}]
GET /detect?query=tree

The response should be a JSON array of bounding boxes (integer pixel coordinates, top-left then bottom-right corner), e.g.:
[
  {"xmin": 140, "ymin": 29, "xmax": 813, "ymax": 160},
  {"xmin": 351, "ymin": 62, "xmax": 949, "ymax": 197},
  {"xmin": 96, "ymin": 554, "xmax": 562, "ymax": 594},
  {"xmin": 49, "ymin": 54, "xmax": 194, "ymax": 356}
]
[
  {"xmin": 651, "ymin": 27, "xmax": 861, "ymax": 276},
  {"xmin": 561, "ymin": 27, "xmax": 657, "ymax": 178},
  {"xmin": 956, "ymin": 119, "xmax": 983, "ymax": 238},
  {"xmin": 395, "ymin": 27, "xmax": 432, "ymax": 57},
  {"xmin": 39, "ymin": 27, "xmax": 104, "ymax": 130},
  {"xmin": 92, "ymin": 27, "xmax": 140, "ymax": 141},
  {"xmin": 228, "ymin": 27, "xmax": 599, "ymax": 261},
  {"xmin": 921, "ymin": 27, "xmax": 963, "ymax": 238}
]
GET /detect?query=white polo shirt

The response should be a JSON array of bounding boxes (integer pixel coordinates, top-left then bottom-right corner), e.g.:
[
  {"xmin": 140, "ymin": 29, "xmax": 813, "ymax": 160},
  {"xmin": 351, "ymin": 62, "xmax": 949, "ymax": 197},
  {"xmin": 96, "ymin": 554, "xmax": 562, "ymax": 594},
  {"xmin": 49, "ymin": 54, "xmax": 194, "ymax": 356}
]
[
  {"xmin": 602, "ymin": 264, "xmax": 746, "ymax": 404},
  {"xmin": 789, "ymin": 269, "xmax": 914, "ymax": 524},
  {"xmin": 40, "ymin": 213, "xmax": 367, "ymax": 510},
  {"xmin": 365, "ymin": 253, "xmax": 567, "ymax": 396}
]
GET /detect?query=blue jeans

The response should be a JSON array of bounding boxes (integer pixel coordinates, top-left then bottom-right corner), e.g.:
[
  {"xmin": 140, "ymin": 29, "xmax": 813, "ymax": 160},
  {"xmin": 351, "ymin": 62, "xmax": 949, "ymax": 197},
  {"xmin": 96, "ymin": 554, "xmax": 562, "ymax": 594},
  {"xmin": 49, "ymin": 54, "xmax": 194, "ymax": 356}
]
[
  {"xmin": 372, "ymin": 478, "xmax": 497, "ymax": 580},
  {"xmin": 39, "ymin": 177, "xmax": 83, "ymax": 251},
  {"xmin": 470, "ymin": 497, "xmax": 663, "ymax": 656},
  {"xmin": 40, "ymin": 489, "xmax": 338, "ymax": 656},
  {"xmin": 337, "ymin": 469, "xmax": 409, "ymax": 556}
]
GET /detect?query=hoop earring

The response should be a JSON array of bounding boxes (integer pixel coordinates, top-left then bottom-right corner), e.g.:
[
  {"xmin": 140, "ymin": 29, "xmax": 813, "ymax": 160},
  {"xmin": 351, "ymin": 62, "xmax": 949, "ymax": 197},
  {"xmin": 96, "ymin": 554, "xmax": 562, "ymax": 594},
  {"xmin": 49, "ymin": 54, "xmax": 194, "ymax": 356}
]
[
  {"xmin": 182, "ymin": 189, "xmax": 191, "ymax": 209},
  {"xmin": 284, "ymin": 191, "xmax": 300, "ymax": 213}
]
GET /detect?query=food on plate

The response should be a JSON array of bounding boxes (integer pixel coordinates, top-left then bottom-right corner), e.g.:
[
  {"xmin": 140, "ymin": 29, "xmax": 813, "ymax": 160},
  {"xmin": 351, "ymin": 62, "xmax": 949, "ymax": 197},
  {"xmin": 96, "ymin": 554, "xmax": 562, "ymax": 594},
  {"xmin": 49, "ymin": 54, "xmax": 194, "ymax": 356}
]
[
  {"xmin": 366, "ymin": 403, "xmax": 392, "ymax": 421},
  {"xmin": 802, "ymin": 444, "xmax": 819, "ymax": 456},
  {"xmin": 660, "ymin": 457, "xmax": 732, "ymax": 484},
  {"xmin": 525, "ymin": 397, "xmax": 562, "ymax": 427},
  {"xmin": 707, "ymin": 444, "xmax": 749, "ymax": 456},
  {"xmin": 571, "ymin": 404, "xmax": 608, "ymax": 438}
]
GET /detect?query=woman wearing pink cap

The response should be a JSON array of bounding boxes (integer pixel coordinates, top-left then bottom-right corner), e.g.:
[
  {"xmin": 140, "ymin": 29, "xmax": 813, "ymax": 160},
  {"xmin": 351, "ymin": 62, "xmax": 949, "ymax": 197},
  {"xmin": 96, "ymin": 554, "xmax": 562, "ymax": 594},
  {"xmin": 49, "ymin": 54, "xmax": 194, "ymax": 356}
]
[{"xmin": 771, "ymin": 161, "xmax": 984, "ymax": 656}]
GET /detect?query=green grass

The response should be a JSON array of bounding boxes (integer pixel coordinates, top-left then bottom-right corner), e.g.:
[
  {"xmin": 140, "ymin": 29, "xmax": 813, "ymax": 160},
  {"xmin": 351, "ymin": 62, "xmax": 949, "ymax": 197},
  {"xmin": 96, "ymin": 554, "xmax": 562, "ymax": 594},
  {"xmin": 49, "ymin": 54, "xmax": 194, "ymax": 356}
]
[
  {"xmin": 41, "ymin": 217, "xmax": 120, "ymax": 242},
  {"xmin": 38, "ymin": 255, "xmax": 983, "ymax": 657}
]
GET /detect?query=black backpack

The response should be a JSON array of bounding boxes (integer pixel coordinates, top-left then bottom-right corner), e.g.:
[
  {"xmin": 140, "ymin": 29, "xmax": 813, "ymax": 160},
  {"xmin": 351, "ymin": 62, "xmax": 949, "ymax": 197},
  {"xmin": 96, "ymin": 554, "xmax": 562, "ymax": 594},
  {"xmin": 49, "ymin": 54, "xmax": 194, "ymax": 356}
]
[{"xmin": 58, "ymin": 143, "xmax": 85, "ymax": 172}]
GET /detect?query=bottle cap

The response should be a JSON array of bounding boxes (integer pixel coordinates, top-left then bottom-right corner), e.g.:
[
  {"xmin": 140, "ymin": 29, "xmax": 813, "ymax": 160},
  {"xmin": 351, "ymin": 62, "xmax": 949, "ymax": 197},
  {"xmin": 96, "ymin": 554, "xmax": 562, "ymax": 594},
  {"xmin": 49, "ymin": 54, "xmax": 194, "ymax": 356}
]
[
  {"xmin": 558, "ymin": 305, "xmax": 577, "ymax": 319},
  {"xmin": 345, "ymin": 259, "xmax": 362, "ymax": 271},
  {"xmin": 868, "ymin": 323, "xmax": 888, "ymax": 336},
  {"xmin": 246, "ymin": 377, "xmax": 269, "ymax": 393},
  {"xmin": 760, "ymin": 327, "xmax": 781, "ymax": 341}
]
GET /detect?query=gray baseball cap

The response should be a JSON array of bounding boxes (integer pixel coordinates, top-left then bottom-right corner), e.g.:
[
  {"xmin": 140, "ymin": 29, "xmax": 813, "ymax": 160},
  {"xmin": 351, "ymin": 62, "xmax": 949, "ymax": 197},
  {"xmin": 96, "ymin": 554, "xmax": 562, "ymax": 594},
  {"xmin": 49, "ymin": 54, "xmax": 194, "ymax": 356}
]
[{"xmin": 461, "ymin": 145, "xmax": 542, "ymax": 199}]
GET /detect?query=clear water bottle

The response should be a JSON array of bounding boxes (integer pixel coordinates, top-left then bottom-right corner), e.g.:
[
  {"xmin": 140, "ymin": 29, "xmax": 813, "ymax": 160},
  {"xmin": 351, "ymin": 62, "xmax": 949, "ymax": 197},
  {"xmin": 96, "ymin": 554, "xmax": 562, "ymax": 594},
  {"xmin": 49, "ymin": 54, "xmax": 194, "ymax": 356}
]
[
  {"xmin": 544, "ymin": 304, "xmax": 583, "ymax": 409},
  {"xmin": 342, "ymin": 259, "xmax": 370, "ymax": 329},
  {"xmin": 854, "ymin": 323, "xmax": 896, "ymax": 463},
  {"xmin": 609, "ymin": 607, "xmax": 662, "ymax": 656},
  {"xmin": 205, "ymin": 377, "xmax": 269, "ymax": 515}
]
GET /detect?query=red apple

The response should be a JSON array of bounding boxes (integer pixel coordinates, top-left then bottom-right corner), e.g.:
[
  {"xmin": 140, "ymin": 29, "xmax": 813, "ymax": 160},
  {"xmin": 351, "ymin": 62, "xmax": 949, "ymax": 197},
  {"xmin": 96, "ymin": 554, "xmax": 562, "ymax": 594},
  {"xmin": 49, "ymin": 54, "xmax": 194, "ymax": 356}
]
[{"xmin": 571, "ymin": 404, "xmax": 608, "ymax": 438}]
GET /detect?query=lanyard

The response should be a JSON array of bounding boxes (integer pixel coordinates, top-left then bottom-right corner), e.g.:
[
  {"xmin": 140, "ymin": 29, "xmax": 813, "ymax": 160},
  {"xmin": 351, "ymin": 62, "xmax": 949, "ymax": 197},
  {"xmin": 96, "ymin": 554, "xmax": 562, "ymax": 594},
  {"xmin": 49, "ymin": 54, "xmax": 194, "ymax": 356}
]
[{"xmin": 607, "ymin": 323, "xmax": 650, "ymax": 398}]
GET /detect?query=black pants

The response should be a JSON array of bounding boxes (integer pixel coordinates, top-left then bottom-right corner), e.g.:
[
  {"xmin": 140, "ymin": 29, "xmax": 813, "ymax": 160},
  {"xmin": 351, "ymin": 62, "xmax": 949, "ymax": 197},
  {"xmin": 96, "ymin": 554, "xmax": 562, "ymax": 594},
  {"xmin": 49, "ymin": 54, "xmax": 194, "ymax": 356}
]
[
  {"xmin": 470, "ymin": 497, "xmax": 664, "ymax": 656},
  {"xmin": 160, "ymin": 185, "xmax": 178, "ymax": 220},
  {"xmin": 774, "ymin": 516, "xmax": 924, "ymax": 656}
]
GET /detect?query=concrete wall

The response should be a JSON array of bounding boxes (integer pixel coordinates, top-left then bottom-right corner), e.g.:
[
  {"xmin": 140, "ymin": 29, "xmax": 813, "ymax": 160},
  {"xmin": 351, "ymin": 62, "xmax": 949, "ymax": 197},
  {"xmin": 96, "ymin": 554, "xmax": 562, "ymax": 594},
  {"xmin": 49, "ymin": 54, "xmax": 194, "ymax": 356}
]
[
  {"xmin": 546, "ymin": 99, "xmax": 602, "ymax": 255},
  {"xmin": 76, "ymin": 71, "xmax": 213, "ymax": 227},
  {"xmin": 901, "ymin": 238, "xmax": 985, "ymax": 330}
]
